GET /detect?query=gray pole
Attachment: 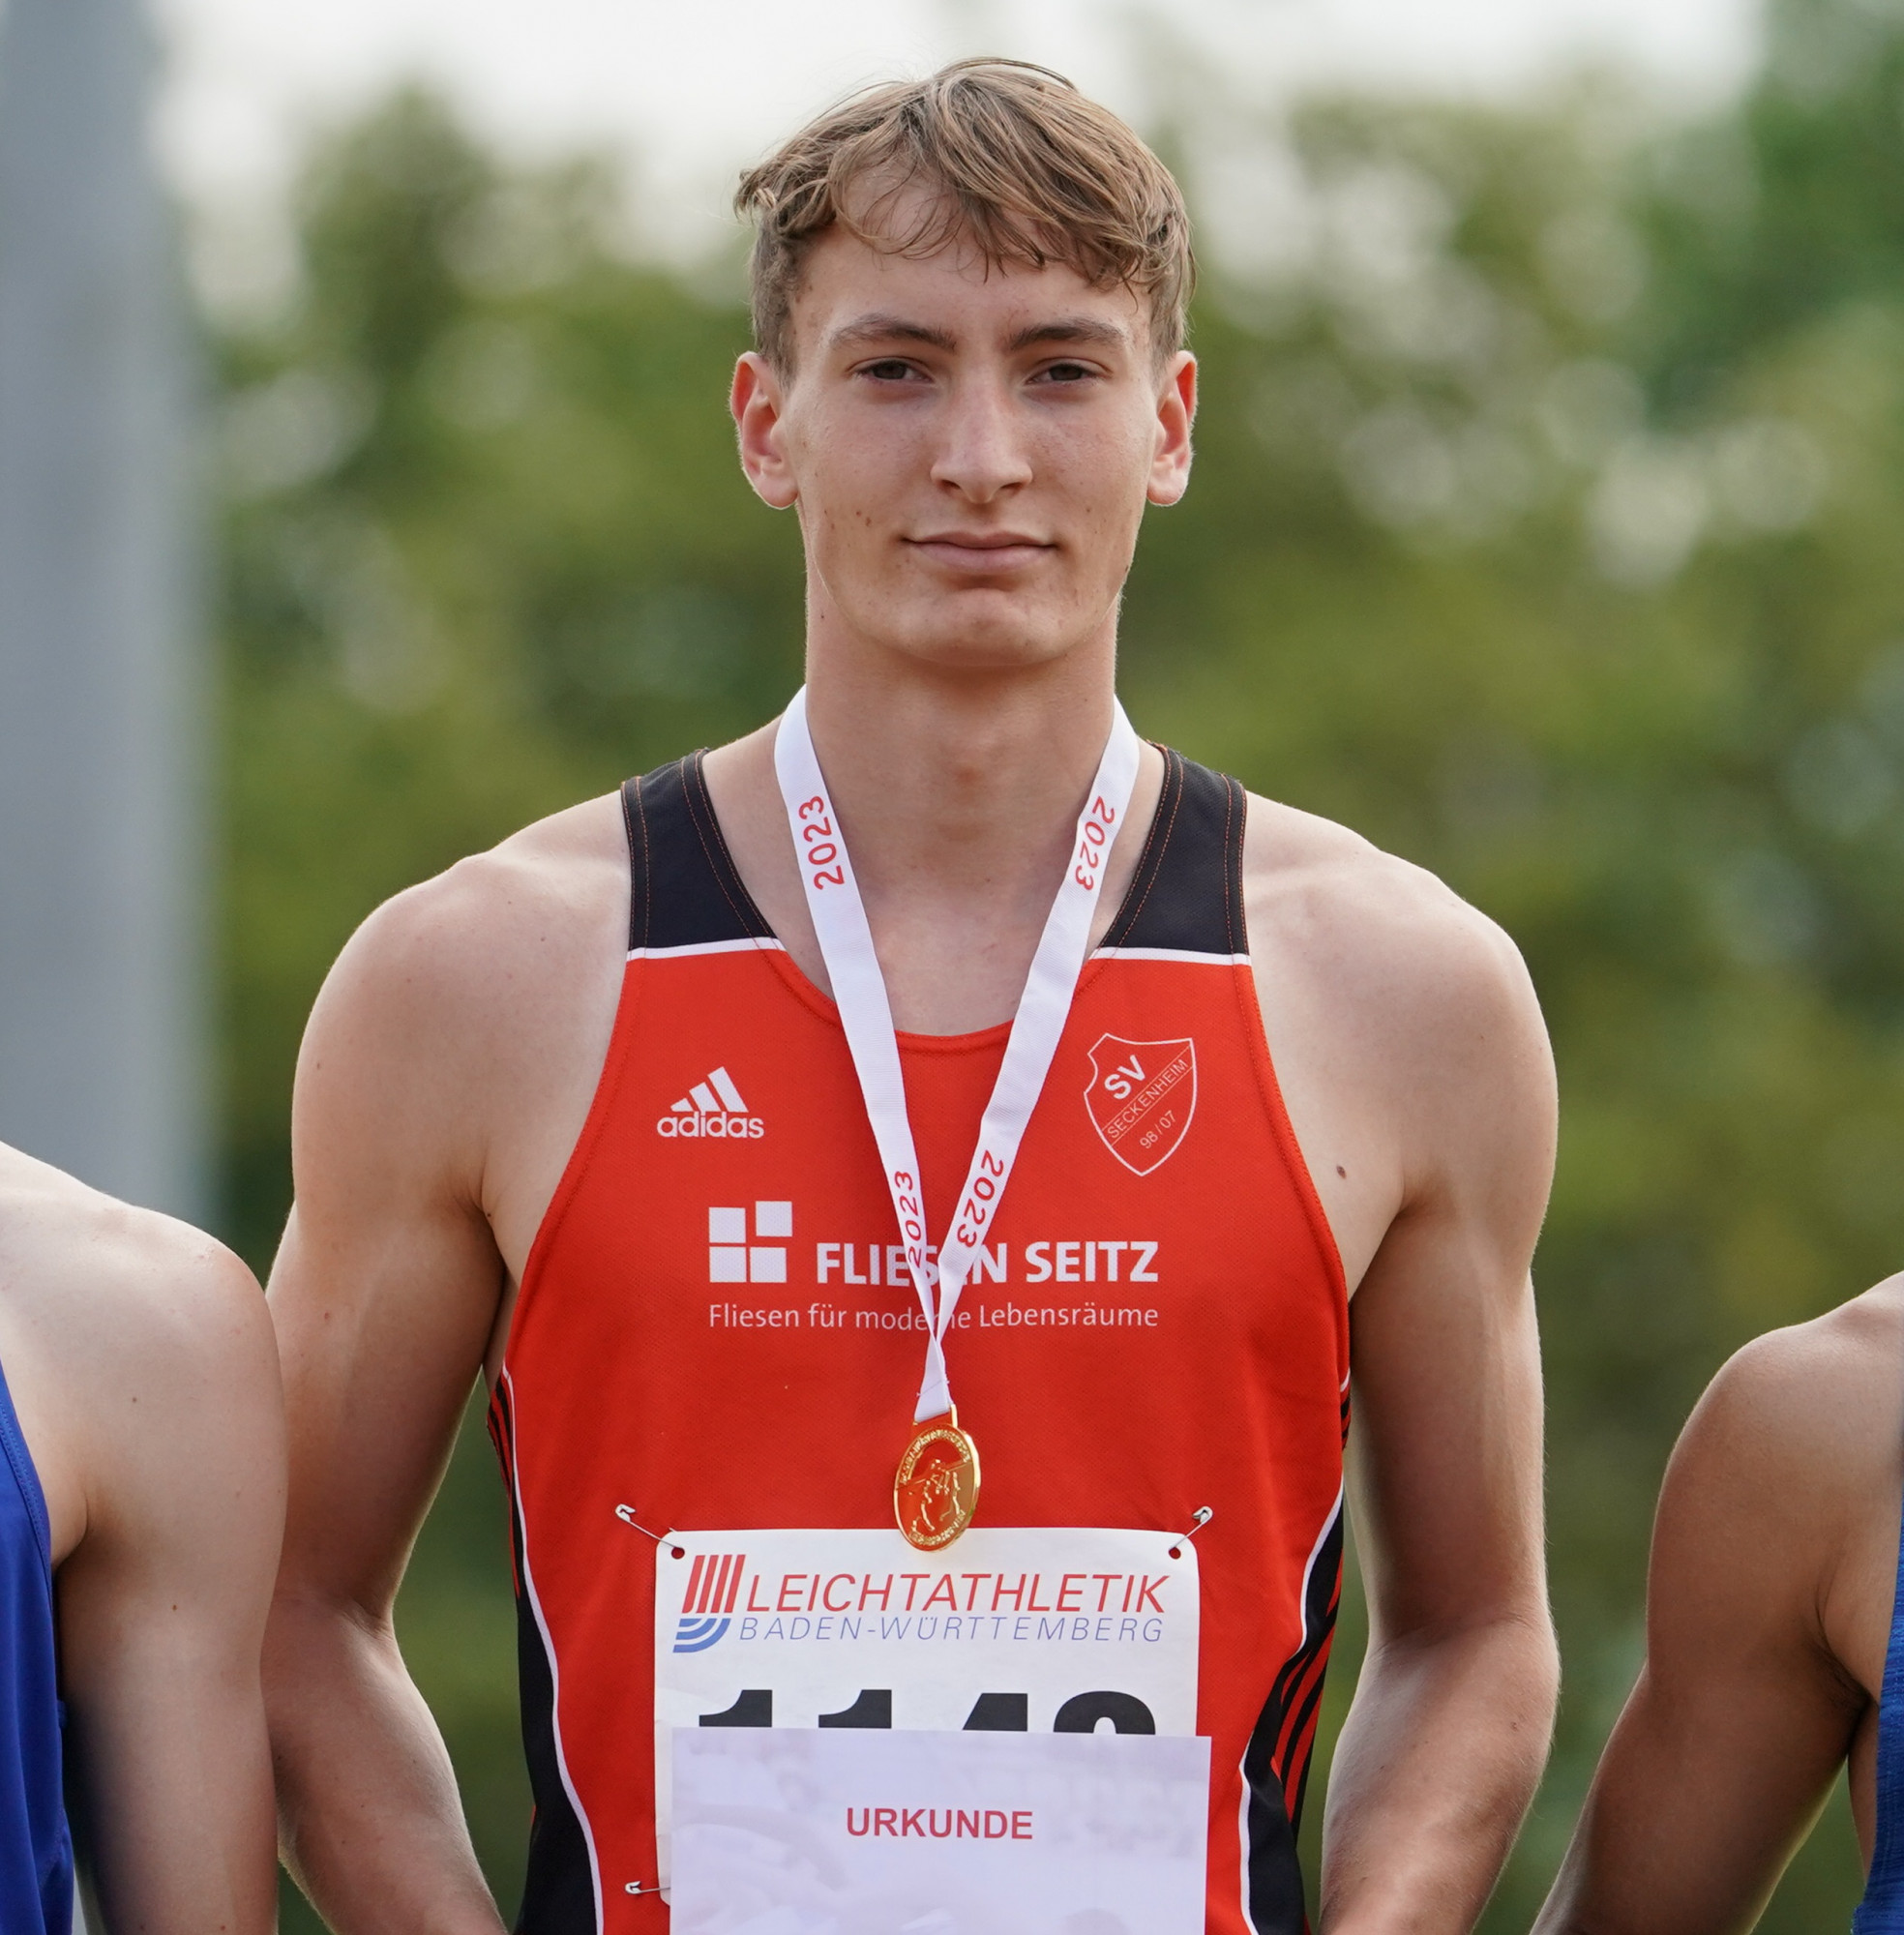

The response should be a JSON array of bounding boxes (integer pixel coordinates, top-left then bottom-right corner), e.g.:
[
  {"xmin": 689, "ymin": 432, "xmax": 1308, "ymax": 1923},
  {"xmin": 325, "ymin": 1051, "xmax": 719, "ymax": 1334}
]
[{"xmin": 0, "ymin": 0, "xmax": 206, "ymax": 1220}]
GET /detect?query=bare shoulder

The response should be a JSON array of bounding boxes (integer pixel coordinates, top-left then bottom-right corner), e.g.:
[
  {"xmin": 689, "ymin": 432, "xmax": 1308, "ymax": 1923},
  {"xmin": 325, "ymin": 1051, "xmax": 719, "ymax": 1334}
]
[
  {"xmin": 1670, "ymin": 1283, "xmax": 1904, "ymax": 1542},
  {"xmin": 293, "ymin": 794, "xmax": 628, "ymax": 1196},
  {"xmin": 0, "ymin": 1144, "xmax": 263, "ymax": 1376},
  {"xmin": 311, "ymin": 792, "xmax": 628, "ymax": 1056},
  {"xmin": 1242, "ymin": 791, "xmax": 1550, "ymax": 1096},
  {"xmin": 288, "ymin": 789, "xmax": 633, "ymax": 1276},
  {"xmin": 1641, "ymin": 1284, "xmax": 1904, "ymax": 1714},
  {"xmin": 0, "ymin": 1146, "xmax": 275, "ymax": 1561}
]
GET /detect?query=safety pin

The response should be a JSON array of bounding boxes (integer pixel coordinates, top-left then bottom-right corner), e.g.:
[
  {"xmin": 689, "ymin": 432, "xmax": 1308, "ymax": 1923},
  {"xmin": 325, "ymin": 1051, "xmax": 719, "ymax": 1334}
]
[
  {"xmin": 1168, "ymin": 1507, "xmax": 1213, "ymax": 1559},
  {"xmin": 615, "ymin": 1505, "xmax": 687, "ymax": 1558},
  {"xmin": 624, "ymin": 1880, "xmax": 657, "ymax": 1895}
]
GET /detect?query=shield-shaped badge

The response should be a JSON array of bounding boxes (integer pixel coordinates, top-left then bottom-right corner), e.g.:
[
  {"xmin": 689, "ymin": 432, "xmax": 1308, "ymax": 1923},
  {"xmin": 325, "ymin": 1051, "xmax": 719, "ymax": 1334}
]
[{"xmin": 1084, "ymin": 1033, "xmax": 1197, "ymax": 1176}]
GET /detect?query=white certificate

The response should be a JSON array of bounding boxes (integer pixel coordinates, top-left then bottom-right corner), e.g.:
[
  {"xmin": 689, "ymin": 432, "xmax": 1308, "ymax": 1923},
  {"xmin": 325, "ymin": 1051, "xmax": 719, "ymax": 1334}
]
[
  {"xmin": 671, "ymin": 1725, "xmax": 1211, "ymax": 1934},
  {"xmin": 653, "ymin": 1526, "xmax": 1201, "ymax": 1891}
]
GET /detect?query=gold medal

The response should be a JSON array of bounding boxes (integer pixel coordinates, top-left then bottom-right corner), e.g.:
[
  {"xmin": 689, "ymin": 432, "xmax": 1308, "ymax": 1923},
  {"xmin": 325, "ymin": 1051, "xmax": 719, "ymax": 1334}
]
[{"xmin": 894, "ymin": 1412, "xmax": 980, "ymax": 1550}]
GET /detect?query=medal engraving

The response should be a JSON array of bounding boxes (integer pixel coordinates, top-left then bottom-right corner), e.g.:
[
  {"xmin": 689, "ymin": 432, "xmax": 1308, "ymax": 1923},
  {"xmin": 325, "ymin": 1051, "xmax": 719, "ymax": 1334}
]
[{"xmin": 895, "ymin": 1416, "xmax": 980, "ymax": 1550}]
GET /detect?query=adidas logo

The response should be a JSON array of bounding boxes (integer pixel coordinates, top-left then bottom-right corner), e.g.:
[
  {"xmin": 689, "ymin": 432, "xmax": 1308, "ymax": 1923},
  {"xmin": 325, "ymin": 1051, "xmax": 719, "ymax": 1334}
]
[{"xmin": 656, "ymin": 1065, "xmax": 765, "ymax": 1139}]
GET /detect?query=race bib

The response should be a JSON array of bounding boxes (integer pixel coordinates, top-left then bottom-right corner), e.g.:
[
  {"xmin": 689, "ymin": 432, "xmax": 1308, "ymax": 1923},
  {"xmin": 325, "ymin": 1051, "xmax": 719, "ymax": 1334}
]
[
  {"xmin": 671, "ymin": 1725, "xmax": 1210, "ymax": 1933},
  {"xmin": 653, "ymin": 1526, "xmax": 1202, "ymax": 1890}
]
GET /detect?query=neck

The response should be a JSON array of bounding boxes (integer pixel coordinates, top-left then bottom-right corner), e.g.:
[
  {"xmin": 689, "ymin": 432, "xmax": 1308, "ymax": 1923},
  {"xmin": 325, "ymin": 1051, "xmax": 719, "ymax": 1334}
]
[
  {"xmin": 801, "ymin": 635, "xmax": 1119, "ymax": 911},
  {"xmin": 700, "ymin": 611, "xmax": 1159, "ymax": 1034}
]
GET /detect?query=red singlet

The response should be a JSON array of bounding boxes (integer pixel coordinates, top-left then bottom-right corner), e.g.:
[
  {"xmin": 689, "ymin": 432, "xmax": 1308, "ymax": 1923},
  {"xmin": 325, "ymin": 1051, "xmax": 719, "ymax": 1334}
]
[{"xmin": 491, "ymin": 747, "xmax": 1350, "ymax": 1933}]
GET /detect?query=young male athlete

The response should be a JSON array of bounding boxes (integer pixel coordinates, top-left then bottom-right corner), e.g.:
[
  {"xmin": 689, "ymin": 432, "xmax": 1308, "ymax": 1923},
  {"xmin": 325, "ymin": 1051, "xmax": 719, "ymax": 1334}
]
[
  {"xmin": 264, "ymin": 60, "xmax": 1561, "ymax": 1933},
  {"xmin": 0, "ymin": 1141, "xmax": 283, "ymax": 1932},
  {"xmin": 1534, "ymin": 1277, "xmax": 1904, "ymax": 1933}
]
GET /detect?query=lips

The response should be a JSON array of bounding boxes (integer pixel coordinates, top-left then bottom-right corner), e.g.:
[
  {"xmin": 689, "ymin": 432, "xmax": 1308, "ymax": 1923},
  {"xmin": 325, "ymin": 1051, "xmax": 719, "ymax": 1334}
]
[{"xmin": 907, "ymin": 534, "xmax": 1054, "ymax": 570}]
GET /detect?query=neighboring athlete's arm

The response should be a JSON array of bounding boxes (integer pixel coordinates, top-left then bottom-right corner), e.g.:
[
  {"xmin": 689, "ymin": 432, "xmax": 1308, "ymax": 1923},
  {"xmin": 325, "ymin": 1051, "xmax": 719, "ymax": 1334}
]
[
  {"xmin": 1533, "ymin": 1312, "xmax": 1888, "ymax": 1934},
  {"xmin": 264, "ymin": 876, "xmax": 521, "ymax": 1935},
  {"xmin": 53, "ymin": 1225, "xmax": 284, "ymax": 1934},
  {"xmin": 1316, "ymin": 894, "xmax": 1561, "ymax": 1933}
]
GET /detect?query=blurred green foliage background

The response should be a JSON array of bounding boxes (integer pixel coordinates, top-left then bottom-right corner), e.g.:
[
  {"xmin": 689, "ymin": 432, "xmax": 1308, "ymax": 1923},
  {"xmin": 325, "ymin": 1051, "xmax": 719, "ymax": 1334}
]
[{"xmin": 219, "ymin": 0, "xmax": 1904, "ymax": 1923}]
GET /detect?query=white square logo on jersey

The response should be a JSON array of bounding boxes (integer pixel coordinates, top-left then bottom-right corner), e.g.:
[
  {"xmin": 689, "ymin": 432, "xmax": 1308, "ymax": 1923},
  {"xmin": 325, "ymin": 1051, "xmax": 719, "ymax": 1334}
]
[{"xmin": 709, "ymin": 1203, "xmax": 792, "ymax": 1283}]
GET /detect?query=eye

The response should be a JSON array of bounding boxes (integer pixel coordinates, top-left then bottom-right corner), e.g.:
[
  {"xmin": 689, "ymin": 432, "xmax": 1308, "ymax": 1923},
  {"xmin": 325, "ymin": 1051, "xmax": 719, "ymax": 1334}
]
[
  {"xmin": 1032, "ymin": 360, "xmax": 1098, "ymax": 386},
  {"xmin": 859, "ymin": 358, "xmax": 926, "ymax": 383}
]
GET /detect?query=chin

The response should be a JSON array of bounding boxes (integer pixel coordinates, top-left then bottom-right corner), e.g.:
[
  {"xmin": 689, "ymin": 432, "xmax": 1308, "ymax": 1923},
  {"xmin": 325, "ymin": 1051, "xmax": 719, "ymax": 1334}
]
[
  {"xmin": 877, "ymin": 591, "xmax": 1092, "ymax": 672},
  {"xmin": 887, "ymin": 623, "xmax": 1081, "ymax": 674}
]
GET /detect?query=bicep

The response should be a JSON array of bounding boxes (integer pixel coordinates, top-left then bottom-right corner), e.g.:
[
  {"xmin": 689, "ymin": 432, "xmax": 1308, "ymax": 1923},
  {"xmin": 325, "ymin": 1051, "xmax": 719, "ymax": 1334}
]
[
  {"xmin": 270, "ymin": 915, "xmax": 509, "ymax": 1615},
  {"xmin": 1349, "ymin": 1233, "xmax": 1545, "ymax": 1637},
  {"xmin": 1349, "ymin": 930, "xmax": 1556, "ymax": 1637},
  {"xmin": 1544, "ymin": 1404, "xmax": 1862, "ymax": 1934},
  {"xmin": 1556, "ymin": 1657, "xmax": 1855, "ymax": 1934},
  {"xmin": 59, "ymin": 1272, "xmax": 284, "ymax": 1931},
  {"xmin": 271, "ymin": 1205, "xmax": 498, "ymax": 1615}
]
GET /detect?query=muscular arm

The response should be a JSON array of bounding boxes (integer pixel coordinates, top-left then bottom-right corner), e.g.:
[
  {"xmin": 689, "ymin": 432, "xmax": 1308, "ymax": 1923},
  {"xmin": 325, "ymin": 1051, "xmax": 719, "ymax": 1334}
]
[
  {"xmin": 49, "ymin": 1226, "xmax": 284, "ymax": 1934},
  {"xmin": 1533, "ymin": 1314, "xmax": 1888, "ymax": 1934},
  {"xmin": 264, "ymin": 810, "xmax": 622, "ymax": 1934},
  {"xmin": 1264, "ymin": 841, "xmax": 1560, "ymax": 1934},
  {"xmin": 266, "ymin": 886, "xmax": 515, "ymax": 1935}
]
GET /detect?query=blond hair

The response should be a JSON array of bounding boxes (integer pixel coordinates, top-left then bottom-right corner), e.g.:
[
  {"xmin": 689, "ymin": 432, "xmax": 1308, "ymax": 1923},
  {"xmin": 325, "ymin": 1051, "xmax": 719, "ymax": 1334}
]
[{"xmin": 735, "ymin": 58, "xmax": 1194, "ymax": 370}]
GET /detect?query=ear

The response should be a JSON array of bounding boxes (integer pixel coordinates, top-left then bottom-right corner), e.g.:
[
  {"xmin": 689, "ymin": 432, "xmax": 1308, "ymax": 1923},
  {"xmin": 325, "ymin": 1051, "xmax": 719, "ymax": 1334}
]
[
  {"xmin": 1146, "ymin": 351, "xmax": 1198, "ymax": 507},
  {"xmin": 732, "ymin": 352, "xmax": 799, "ymax": 510}
]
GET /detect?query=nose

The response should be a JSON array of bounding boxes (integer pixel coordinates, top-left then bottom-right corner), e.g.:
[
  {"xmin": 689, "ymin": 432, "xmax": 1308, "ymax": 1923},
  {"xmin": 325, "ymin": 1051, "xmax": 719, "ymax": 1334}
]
[{"xmin": 928, "ymin": 375, "xmax": 1033, "ymax": 503}]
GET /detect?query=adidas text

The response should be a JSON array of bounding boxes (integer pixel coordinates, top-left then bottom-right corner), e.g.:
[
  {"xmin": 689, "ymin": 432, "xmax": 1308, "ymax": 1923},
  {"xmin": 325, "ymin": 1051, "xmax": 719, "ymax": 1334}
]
[
  {"xmin": 659, "ymin": 1113, "xmax": 764, "ymax": 1140},
  {"xmin": 659, "ymin": 1065, "xmax": 765, "ymax": 1139}
]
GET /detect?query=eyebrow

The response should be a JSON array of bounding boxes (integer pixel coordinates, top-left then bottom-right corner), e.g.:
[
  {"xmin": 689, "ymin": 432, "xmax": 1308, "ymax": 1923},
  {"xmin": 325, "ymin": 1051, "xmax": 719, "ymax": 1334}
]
[
  {"xmin": 827, "ymin": 313, "xmax": 1133, "ymax": 355},
  {"xmin": 1007, "ymin": 317, "xmax": 1130, "ymax": 352},
  {"xmin": 829, "ymin": 314, "xmax": 958, "ymax": 352}
]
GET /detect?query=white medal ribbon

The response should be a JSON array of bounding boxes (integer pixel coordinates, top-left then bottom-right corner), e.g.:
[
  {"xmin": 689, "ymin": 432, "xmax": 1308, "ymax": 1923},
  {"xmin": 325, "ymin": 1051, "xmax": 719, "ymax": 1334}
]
[{"xmin": 774, "ymin": 686, "xmax": 1143, "ymax": 1422}]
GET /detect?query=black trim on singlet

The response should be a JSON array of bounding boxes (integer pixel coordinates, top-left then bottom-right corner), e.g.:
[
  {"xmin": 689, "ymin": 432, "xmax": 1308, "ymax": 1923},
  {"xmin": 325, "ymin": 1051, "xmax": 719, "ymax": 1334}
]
[
  {"xmin": 1240, "ymin": 1497, "xmax": 1345, "ymax": 1934},
  {"xmin": 622, "ymin": 753, "xmax": 775, "ymax": 953},
  {"xmin": 490, "ymin": 1381, "xmax": 598, "ymax": 1935},
  {"xmin": 1098, "ymin": 748, "xmax": 1248, "ymax": 958},
  {"xmin": 621, "ymin": 742, "xmax": 1249, "ymax": 960}
]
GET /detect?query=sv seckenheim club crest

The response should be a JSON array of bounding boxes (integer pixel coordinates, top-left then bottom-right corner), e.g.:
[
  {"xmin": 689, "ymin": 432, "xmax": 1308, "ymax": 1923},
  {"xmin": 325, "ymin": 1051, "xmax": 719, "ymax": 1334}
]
[{"xmin": 1084, "ymin": 1033, "xmax": 1197, "ymax": 1176}]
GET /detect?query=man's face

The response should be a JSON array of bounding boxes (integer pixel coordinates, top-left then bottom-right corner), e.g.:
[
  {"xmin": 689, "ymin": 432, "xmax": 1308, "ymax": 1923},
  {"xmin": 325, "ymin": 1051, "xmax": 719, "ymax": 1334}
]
[{"xmin": 731, "ymin": 200, "xmax": 1196, "ymax": 673}]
